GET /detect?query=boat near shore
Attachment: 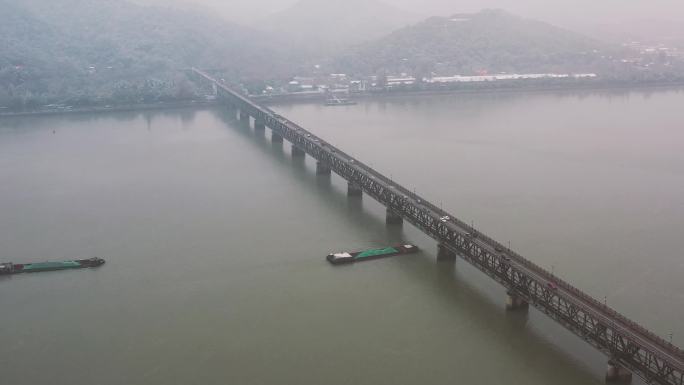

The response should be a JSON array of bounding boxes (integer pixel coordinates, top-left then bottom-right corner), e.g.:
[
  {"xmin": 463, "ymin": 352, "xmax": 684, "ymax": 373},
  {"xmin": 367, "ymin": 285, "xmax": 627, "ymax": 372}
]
[
  {"xmin": 0, "ymin": 257, "xmax": 105, "ymax": 275},
  {"xmin": 324, "ymin": 95, "xmax": 357, "ymax": 106},
  {"xmin": 326, "ymin": 245, "xmax": 418, "ymax": 265}
]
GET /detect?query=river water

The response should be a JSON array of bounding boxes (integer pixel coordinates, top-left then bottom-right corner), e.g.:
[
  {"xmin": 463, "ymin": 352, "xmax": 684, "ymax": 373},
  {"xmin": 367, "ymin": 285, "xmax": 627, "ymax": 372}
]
[{"xmin": 1, "ymin": 89, "xmax": 683, "ymax": 385}]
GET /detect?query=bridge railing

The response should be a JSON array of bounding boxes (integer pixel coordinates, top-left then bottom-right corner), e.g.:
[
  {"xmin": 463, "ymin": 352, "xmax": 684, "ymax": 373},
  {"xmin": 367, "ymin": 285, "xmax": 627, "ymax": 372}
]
[{"xmin": 504, "ymin": 247, "xmax": 683, "ymax": 357}]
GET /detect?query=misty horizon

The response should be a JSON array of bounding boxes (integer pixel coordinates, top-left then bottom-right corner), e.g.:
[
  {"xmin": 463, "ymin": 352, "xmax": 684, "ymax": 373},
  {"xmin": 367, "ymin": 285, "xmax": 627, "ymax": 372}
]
[{"xmin": 137, "ymin": 0, "xmax": 684, "ymax": 27}]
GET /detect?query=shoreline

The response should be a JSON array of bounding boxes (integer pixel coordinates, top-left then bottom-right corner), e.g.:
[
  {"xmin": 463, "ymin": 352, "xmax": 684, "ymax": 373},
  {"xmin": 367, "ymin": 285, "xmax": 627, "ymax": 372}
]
[
  {"xmin": 0, "ymin": 100, "xmax": 219, "ymax": 118},
  {"xmin": 3, "ymin": 81, "xmax": 684, "ymax": 117},
  {"xmin": 256, "ymin": 81, "xmax": 684, "ymax": 105}
]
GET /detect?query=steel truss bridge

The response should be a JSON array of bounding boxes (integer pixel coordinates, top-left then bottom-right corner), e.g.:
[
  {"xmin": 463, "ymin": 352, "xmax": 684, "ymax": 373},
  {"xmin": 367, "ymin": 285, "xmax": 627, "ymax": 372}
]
[{"xmin": 191, "ymin": 68, "xmax": 683, "ymax": 385}]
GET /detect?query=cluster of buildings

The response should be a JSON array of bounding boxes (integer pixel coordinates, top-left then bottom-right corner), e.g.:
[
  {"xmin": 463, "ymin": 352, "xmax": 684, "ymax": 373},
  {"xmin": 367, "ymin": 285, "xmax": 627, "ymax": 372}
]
[
  {"xmin": 424, "ymin": 73, "xmax": 597, "ymax": 83},
  {"xmin": 617, "ymin": 41, "xmax": 683, "ymax": 69},
  {"xmin": 262, "ymin": 74, "xmax": 367, "ymax": 97},
  {"xmin": 256, "ymin": 72, "xmax": 600, "ymax": 97},
  {"xmin": 623, "ymin": 41, "xmax": 682, "ymax": 58}
]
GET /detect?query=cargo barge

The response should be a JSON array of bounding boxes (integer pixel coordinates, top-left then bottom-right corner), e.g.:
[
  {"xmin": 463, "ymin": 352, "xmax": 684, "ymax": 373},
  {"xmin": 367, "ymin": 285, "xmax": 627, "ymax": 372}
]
[
  {"xmin": 326, "ymin": 244, "xmax": 418, "ymax": 265},
  {"xmin": 0, "ymin": 257, "xmax": 105, "ymax": 275},
  {"xmin": 324, "ymin": 98, "xmax": 357, "ymax": 106}
]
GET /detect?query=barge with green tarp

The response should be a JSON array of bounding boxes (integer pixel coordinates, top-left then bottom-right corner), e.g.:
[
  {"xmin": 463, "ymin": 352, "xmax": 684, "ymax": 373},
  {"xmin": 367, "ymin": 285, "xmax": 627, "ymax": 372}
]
[
  {"xmin": 0, "ymin": 257, "xmax": 105, "ymax": 275},
  {"xmin": 326, "ymin": 245, "xmax": 418, "ymax": 265}
]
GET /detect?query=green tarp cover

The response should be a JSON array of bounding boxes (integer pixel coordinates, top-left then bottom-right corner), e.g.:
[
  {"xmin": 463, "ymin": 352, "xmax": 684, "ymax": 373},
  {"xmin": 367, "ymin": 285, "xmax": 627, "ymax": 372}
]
[
  {"xmin": 356, "ymin": 247, "xmax": 398, "ymax": 259},
  {"xmin": 23, "ymin": 261, "xmax": 81, "ymax": 271}
]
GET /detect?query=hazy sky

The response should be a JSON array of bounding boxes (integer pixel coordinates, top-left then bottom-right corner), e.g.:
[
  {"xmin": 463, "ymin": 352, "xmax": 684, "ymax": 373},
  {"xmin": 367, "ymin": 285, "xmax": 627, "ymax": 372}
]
[
  {"xmin": 397, "ymin": 0, "xmax": 684, "ymax": 24},
  {"xmin": 148, "ymin": 0, "xmax": 684, "ymax": 26}
]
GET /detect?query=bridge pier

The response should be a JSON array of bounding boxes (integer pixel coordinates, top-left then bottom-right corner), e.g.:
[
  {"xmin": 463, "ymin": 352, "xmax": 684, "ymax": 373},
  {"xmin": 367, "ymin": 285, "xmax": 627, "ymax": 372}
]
[
  {"xmin": 347, "ymin": 182, "xmax": 363, "ymax": 197},
  {"xmin": 226, "ymin": 104, "xmax": 237, "ymax": 119},
  {"xmin": 505, "ymin": 291, "xmax": 529, "ymax": 311},
  {"xmin": 272, "ymin": 132, "xmax": 284, "ymax": 144},
  {"xmin": 316, "ymin": 161, "xmax": 331, "ymax": 176},
  {"xmin": 254, "ymin": 119, "xmax": 266, "ymax": 131},
  {"xmin": 291, "ymin": 146, "xmax": 306, "ymax": 158},
  {"xmin": 605, "ymin": 361, "xmax": 632, "ymax": 383},
  {"xmin": 385, "ymin": 207, "xmax": 403, "ymax": 225},
  {"xmin": 437, "ymin": 243, "xmax": 457, "ymax": 261},
  {"xmin": 238, "ymin": 110, "xmax": 250, "ymax": 126}
]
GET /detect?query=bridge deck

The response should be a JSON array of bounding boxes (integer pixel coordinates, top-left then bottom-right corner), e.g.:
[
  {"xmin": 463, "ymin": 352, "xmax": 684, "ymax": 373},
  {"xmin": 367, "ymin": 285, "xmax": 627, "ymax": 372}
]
[{"xmin": 192, "ymin": 68, "xmax": 683, "ymax": 385}]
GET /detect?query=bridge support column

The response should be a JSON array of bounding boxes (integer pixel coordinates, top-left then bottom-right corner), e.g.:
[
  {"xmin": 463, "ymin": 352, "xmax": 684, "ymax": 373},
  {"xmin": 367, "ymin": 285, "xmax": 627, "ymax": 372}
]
[
  {"xmin": 254, "ymin": 119, "xmax": 266, "ymax": 131},
  {"xmin": 291, "ymin": 146, "xmax": 305, "ymax": 158},
  {"xmin": 316, "ymin": 161, "xmax": 331, "ymax": 176},
  {"xmin": 272, "ymin": 132, "xmax": 284, "ymax": 144},
  {"xmin": 347, "ymin": 182, "xmax": 363, "ymax": 197},
  {"xmin": 238, "ymin": 110, "xmax": 250, "ymax": 126},
  {"xmin": 505, "ymin": 291, "xmax": 529, "ymax": 311},
  {"xmin": 437, "ymin": 244, "xmax": 457, "ymax": 261},
  {"xmin": 385, "ymin": 207, "xmax": 403, "ymax": 225},
  {"xmin": 226, "ymin": 104, "xmax": 237, "ymax": 119},
  {"xmin": 605, "ymin": 361, "xmax": 632, "ymax": 383}
]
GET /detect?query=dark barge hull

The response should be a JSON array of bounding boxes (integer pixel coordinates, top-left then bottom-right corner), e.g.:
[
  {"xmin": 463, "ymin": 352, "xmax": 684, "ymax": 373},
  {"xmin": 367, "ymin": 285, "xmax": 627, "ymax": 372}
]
[
  {"xmin": 0, "ymin": 258, "xmax": 105, "ymax": 275},
  {"xmin": 325, "ymin": 101, "xmax": 357, "ymax": 106}
]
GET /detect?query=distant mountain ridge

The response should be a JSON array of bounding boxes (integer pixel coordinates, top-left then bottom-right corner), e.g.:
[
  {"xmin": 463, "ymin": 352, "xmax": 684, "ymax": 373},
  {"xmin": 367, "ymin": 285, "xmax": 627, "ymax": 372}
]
[
  {"xmin": 260, "ymin": 0, "xmax": 422, "ymax": 51},
  {"xmin": 0, "ymin": 0, "xmax": 297, "ymax": 108},
  {"xmin": 331, "ymin": 9, "xmax": 613, "ymax": 76},
  {"xmin": 3, "ymin": 1, "xmax": 676, "ymax": 109},
  {"xmin": 2, "ymin": 0, "xmax": 290, "ymax": 75}
]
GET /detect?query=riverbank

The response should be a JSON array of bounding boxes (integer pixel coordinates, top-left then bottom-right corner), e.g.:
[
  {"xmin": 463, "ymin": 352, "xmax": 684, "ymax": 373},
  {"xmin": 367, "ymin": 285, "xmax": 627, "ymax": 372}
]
[
  {"xmin": 255, "ymin": 80, "xmax": 684, "ymax": 105},
  {"xmin": 0, "ymin": 100, "xmax": 220, "ymax": 118},
  {"xmin": 4, "ymin": 80, "xmax": 684, "ymax": 116}
]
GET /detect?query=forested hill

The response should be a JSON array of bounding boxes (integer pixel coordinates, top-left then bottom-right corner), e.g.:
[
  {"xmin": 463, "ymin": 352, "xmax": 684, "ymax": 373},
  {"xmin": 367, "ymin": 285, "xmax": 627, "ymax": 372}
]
[
  {"xmin": 332, "ymin": 10, "xmax": 615, "ymax": 76},
  {"xmin": 0, "ymin": 0, "xmax": 294, "ymax": 109}
]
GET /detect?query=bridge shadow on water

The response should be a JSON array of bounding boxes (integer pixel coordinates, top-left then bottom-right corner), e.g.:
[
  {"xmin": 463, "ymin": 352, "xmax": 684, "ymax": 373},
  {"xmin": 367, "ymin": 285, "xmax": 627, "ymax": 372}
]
[{"xmin": 212, "ymin": 108, "xmax": 607, "ymax": 385}]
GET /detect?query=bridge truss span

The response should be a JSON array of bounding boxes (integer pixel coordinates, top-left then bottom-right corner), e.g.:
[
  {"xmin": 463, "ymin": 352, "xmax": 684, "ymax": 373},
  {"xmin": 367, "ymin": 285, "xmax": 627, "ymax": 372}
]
[{"xmin": 192, "ymin": 68, "xmax": 683, "ymax": 385}]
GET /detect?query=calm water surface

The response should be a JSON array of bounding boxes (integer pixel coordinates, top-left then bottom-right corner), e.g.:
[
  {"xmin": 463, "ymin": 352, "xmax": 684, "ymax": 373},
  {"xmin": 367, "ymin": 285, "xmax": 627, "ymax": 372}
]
[{"xmin": 1, "ymin": 89, "xmax": 683, "ymax": 385}]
